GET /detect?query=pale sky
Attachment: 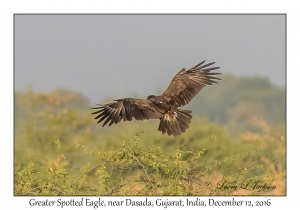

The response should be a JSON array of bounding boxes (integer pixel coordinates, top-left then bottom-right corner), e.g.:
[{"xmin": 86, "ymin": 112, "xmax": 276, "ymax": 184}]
[{"xmin": 15, "ymin": 14, "xmax": 285, "ymax": 103}]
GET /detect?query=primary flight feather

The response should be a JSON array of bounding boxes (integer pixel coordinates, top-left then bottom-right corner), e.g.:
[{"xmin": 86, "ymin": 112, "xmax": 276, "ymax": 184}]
[{"xmin": 92, "ymin": 60, "xmax": 221, "ymax": 136}]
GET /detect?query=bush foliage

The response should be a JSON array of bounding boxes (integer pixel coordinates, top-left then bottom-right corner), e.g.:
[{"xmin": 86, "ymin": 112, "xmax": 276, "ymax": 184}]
[{"xmin": 14, "ymin": 75, "xmax": 286, "ymax": 195}]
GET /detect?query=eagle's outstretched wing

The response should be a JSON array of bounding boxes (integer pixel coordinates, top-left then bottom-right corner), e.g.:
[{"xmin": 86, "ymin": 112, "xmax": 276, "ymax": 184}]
[
  {"xmin": 91, "ymin": 98, "xmax": 164, "ymax": 127},
  {"xmin": 162, "ymin": 60, "xmax": 221, "ymax": 107}
]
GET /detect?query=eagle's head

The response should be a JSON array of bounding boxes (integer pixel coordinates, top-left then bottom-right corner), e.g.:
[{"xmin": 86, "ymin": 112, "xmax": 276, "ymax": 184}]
[{"xmin": 146, "ymin": 95, "xmax": 155, "ymax": 100}]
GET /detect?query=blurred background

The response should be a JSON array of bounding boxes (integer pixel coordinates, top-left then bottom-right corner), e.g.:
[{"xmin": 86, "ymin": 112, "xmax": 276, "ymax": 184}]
[
  {"xmin": 15, "ymin": 14, "xmax": 285, "ymax": 103},
  {"xmin": 14, "ymin": 14, "xmax": 286, "ymax": 195}
]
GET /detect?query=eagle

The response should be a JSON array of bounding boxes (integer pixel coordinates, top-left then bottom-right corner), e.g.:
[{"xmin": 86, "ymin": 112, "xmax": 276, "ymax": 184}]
[{"xmin": 92, "ymin": 60, "xmax": 221, "ymax": 136}]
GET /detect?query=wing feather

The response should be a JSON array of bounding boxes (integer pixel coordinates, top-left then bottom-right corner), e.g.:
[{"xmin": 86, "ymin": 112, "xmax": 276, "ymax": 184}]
[
  {"xmin": 162, "ymin": 60, "xmax": 221, "ymax": 107},
  {"xmin": 92, "ymin": 98, "xmax": 163, "ymax": 127}
]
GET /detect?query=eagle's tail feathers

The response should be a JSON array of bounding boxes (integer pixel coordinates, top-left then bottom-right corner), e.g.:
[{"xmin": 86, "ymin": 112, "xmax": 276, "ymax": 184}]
[{"xmin": 158, "ymin": 109, "xmax": 192, "ymax": 136}]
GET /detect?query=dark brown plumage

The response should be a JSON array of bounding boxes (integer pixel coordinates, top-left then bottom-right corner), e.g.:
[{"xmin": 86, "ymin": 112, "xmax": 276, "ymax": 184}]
[{"xmin": 92, "ymin": 60, "xmax": 221, "ymax": 136}]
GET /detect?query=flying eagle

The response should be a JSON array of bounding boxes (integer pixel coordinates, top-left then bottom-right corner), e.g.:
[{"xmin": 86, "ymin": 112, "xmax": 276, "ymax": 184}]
[{"xmin": 92, "ymin": 60, "xmax": 221, "ymax": 136}]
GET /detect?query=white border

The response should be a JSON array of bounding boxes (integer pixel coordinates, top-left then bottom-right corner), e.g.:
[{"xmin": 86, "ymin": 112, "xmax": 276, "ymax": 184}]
[{"xmin": 2, "ymin": 0, "xmax": 297, "ymax": 209}]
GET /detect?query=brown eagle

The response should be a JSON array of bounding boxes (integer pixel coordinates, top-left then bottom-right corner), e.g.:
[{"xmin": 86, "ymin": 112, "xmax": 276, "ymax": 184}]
[{"xmin": 92, "ymin": 60, "xmax": 221, "ymax": 136}]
